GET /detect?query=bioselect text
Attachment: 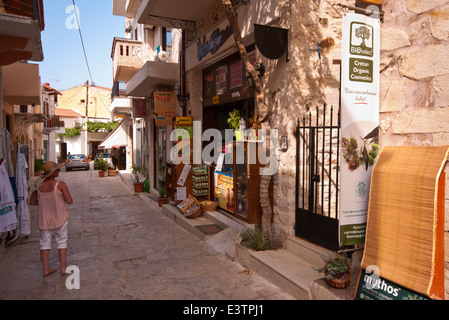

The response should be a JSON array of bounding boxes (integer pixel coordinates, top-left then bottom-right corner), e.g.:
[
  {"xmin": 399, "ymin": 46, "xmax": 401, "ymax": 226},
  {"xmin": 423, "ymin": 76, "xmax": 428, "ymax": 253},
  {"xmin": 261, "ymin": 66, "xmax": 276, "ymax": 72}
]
[{"xmin": 170, "ymin": 120, "xmax": 279, "ymax": 176}]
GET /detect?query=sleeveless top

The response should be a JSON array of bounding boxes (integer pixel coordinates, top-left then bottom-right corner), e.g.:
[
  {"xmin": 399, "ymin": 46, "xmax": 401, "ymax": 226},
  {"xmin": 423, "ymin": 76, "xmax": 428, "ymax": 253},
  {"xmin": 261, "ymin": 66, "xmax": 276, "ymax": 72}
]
[{"xmin": 37, "ymin": 181, "xmax": 69, "ymax": 230}]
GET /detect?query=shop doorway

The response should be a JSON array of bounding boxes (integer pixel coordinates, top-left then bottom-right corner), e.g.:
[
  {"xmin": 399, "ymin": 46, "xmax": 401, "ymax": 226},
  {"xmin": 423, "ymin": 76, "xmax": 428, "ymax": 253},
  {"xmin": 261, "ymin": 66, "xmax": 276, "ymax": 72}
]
[
  {"xmin": 295, "ymin": 105, "xmax": 341, "ymax": 251},
  {"xmin": 154, "ymin": 125, "xmax": 167, "ymax": 191},
  {"xmin": 203, "ymin": 99, "xmax": 254, "ymax": 137}
]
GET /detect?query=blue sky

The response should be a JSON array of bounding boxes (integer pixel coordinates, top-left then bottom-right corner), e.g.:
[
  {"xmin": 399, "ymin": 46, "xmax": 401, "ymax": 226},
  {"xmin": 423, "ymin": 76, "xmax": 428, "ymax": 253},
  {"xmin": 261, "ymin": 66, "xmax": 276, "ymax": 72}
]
[{"xmin": 39, "ymin": 0, "xmax": 125, "ymax": 91}]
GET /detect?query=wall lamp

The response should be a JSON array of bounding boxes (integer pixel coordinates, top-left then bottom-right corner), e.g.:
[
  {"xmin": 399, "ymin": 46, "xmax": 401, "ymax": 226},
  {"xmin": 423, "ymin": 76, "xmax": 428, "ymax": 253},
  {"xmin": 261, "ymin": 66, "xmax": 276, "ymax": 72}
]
[
  {"xmin": 246, "ymin": 62, "xmax": 265, "ymax": 88},
  {"xmin": 280, "ymin": 136, "xmax": 288, "ymax": 151},
  {"xmin": 176, "ymin": 92, "xmax": 190, "ymax": 107}
]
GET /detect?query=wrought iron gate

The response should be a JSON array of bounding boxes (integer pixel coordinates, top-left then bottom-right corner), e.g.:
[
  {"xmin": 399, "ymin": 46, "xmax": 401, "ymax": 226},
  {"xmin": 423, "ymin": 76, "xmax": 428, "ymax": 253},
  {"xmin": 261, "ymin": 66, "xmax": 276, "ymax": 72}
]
[{"xmin": 295, "ymin": 104, "xmax": 341, "ymax": 251}]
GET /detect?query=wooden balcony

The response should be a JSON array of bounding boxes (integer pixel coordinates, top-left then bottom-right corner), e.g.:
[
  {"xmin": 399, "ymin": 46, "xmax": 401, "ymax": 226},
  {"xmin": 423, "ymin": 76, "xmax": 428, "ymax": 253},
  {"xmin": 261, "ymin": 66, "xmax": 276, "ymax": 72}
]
[
  {"xmin": 0, "ymin": 0, "xmax": 44, "ymax": 30},
  {"xmin": 111, "ymin": 37, "xmax": 143, "ymax": 82},
  {"xmin": 44, "ymin": 115, "xmax": 63, "ymax": 131}
]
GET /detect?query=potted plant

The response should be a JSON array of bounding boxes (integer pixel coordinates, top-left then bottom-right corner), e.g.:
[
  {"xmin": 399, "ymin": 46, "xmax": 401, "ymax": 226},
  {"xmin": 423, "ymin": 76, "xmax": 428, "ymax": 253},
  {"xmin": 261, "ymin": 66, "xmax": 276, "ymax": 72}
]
[
  {"xmin": 132, "ymin": 164, "xmax": 145, "ymax": 192},
  {"xmin": 96, "ymin": 154, "xmax": 108, "ymax": 177},
  {"xmin": 35, "ymin": 158, "xmax": 45, "ymax": 176},
  {"xmin": 157, "ymin": 180, "xmax": 168, "ymax": 207},
  {"xmin": 314, "ymin": 253, "xmax": 351, "ymax": 289},
  {"xmin": 227, "ymin": 109, "xmax": 243, "ymax": 140},
  {"xmin": 107, "ymin": 164, "xmax": 117, "ymax": 176},
  {"xmin": 157, "ymin": 158, "xmax": 168, "ymax": 206}
]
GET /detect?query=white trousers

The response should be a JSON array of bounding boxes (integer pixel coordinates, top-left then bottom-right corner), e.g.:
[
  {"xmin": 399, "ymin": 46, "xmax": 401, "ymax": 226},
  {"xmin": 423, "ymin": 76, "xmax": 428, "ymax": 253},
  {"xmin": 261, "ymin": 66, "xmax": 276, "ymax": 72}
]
[{"xmin": 40, "ymin": 220, "xmax": 68, "ymax": 250}]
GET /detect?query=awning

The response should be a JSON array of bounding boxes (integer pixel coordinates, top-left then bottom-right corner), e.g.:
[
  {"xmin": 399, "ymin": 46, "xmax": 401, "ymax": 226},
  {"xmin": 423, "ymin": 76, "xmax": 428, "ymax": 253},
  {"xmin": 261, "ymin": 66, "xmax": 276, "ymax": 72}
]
[
  {"xmin": 98, "ymin": 120, "xmax": 130, "ymax": 149},
  {"xmin": 361, "ymin": 146, "xmax": 449, "ymax": 299}
]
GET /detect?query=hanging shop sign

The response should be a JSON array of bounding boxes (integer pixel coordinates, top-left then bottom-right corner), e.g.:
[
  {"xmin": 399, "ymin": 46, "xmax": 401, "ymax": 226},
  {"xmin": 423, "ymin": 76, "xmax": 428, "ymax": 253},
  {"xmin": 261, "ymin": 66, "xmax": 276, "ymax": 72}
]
[
  {"xmin": 339, "ymin": 13, "xmax": 380, "ymax": 246},
  {"xmin": 254, "ymin": 24, "xmax": 289, "ymax": 61},
  {"xmin": 154, "ymin": 92, "xmax": 176, "ymax": 126},
  {"xmin": 197, "ymin": 26, "xmax": 233, "ymax": 61},
  {"xmin": 133, "ymin": 99, "xmax": 147, "ymax": 118}
]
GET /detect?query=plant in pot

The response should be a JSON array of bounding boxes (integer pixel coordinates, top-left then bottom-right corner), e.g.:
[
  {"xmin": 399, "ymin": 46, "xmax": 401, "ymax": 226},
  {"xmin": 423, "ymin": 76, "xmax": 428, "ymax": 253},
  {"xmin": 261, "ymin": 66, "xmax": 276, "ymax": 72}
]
[
  {"xmin": 132, "ymin": 164, "xmax": 146, "ymax": 192},
  {"xmin": 96, "ymin": 155, "xmax": 108, "ymax": 177},
  {"xmin": 157, "ymin": 158, "xmax": 168, "ymax": 206},
  {"xmin": 35, "ymin": 158, "xmax": 45, "ymax": 176},
  {"xmin": 157, "ymin": 179, "xmax": 168, "ymax": 207},
  {"xmin": 227, "ymin": 109, "xmax": 243, "ymax": 141},
  {"xmin": 107, "ymin": 164, "xmax": 117, "ymax": 176},
  {"xmin": 314, "ymin": 253, "xmax": 351, "ymax": 289}
]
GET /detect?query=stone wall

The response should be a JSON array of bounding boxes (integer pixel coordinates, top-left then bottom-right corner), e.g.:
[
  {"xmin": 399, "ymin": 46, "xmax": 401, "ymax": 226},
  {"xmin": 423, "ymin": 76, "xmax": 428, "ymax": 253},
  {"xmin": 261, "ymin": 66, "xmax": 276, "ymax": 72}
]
[
  {"xmin": 379, "ymin": 0, "xmax": 449, "ymax": 299},
  {"xmin": 265, "ymin": 0, "xmax": 347, "ymax": 245}
]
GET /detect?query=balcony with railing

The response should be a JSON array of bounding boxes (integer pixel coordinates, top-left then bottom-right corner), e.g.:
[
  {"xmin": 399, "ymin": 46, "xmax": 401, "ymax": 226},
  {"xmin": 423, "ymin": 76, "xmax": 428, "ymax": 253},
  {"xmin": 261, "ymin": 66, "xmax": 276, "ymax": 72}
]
[
  {"xmin": 110, "ymin": 81, "xmax": 132, "ymax": 116},
  {"xmin": 0, "ymin": 0, "xmax": 45, "ymax": 65},
  {"xmin": 44, "ymin": 115, "xmax": 64, "ymax": 131},
  {"xmin": 0, "ymin": 0, "xmax": 44, "ymax": 29},
  {"xmin": 112, "ymin": 81, "xmax": 127, "ymax": 100},
  {"xmin": 111, "ymin": 37, "xmax": 143, "ymax": 82}
]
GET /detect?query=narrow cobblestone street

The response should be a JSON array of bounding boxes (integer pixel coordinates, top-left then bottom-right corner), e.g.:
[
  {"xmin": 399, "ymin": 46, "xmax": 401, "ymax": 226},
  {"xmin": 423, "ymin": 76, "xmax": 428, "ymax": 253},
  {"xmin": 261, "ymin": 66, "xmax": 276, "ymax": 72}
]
[{"xmin": 0, "ymin": 169, "xmax": 294, "ymax": 301}]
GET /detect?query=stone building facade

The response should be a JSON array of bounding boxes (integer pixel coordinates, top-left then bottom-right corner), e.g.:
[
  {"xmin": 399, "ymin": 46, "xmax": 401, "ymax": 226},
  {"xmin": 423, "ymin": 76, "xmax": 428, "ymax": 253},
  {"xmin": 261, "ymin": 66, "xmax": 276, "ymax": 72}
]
[
  {"xmin": 378, "ymin": 0, "xmax": 449, "ymax": 299},
  {"xmin": 183, "ymin": 0, "xmax": 449, "ymax": 298}
]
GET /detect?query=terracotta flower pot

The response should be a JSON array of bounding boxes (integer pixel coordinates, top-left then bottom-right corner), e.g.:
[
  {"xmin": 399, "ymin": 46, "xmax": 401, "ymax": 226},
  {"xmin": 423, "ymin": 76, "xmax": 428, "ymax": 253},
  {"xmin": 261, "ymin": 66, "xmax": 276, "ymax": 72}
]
[
  {"xmin": 98, "ymin": 171, "xmax": 105, "ymax": 177},
  {"xmin": 134, "ymin": 182, "xmax": 144, "ymax": 192},
  {"xmin": 158, "ymin": 197, "xmax": 168, "ymax": 207}
]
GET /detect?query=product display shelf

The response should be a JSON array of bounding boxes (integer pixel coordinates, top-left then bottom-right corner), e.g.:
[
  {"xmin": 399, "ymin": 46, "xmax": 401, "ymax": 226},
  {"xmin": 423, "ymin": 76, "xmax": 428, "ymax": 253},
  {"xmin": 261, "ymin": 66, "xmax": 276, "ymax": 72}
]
[{"xmin": 192, "ymin": 165, "xmax": 210, "ymax": 198}]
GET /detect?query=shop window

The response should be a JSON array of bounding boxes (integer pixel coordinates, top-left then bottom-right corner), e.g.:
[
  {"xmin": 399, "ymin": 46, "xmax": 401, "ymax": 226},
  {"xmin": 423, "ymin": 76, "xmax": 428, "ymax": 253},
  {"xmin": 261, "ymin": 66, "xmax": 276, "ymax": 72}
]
[
  {"xmin": 215, "ymin": 66, "xmax": 227, "ymax": 95},
  {"xmin": 203, "ymin": 71, "xmax": 215, "ymax": 98},
  {"xmin": 229, "ymin": 60, "xmax": 243, "ymax": 89}
]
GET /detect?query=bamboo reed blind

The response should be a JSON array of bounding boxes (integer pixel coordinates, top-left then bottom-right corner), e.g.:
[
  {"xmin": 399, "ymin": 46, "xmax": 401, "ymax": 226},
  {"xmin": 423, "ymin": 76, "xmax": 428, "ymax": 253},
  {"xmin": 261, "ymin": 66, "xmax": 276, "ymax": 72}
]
[{"xmin": 361, "ymin": 146, "xmax": 448, "ymax": 299}]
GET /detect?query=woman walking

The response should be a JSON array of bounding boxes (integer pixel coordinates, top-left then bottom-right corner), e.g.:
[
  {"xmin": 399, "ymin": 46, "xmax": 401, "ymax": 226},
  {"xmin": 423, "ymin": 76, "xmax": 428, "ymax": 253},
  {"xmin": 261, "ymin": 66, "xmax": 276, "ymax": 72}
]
[{"xmin": 30, "ymin": 161, "xmax": 73, "ymax": 277}]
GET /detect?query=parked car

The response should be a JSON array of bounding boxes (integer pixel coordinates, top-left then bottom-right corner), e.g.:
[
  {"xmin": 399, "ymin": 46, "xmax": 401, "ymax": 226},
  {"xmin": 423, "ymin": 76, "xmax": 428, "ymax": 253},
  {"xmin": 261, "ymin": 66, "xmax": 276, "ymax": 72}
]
[
  {"xmin": 66, "ymin": 154, "xmax": 89, "ymax": 171},
  {"xmin": 94, "ymin": 152, "xmax": 113, "ymax": 169}
]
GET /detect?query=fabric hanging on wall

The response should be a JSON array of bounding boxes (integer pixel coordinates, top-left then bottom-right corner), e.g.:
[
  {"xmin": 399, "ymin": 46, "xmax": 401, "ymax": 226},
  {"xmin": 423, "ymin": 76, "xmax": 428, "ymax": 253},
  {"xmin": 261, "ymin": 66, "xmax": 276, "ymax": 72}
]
[
  {"xmin": 0, "ymin": 128, "xmax": 14, "ymax": 177},
  {"xmin": 361, "ymin": 146, "xmax": 449, "ymax": 299},
  {"xmin": 16, "ymin": 153, "xmax": 30, "ymax": 235},
  {"xmin": 0, "ymin": 161, "xmax": 18, "ymax": 233}
]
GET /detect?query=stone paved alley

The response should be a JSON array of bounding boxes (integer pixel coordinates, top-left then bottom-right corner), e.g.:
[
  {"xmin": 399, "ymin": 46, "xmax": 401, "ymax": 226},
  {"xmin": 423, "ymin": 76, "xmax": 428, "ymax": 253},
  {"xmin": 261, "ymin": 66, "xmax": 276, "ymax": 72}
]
[{"xmin": 0, "ymin": 168, "xmax": 294, "ymax": 301}]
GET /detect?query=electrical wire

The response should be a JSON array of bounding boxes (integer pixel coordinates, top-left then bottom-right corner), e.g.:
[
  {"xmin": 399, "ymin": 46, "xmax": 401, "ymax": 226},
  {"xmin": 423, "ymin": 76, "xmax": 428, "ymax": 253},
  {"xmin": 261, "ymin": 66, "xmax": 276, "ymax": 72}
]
[{"xmin": 72, "ymin": 0, "xmax": 94, "ymax": 84}]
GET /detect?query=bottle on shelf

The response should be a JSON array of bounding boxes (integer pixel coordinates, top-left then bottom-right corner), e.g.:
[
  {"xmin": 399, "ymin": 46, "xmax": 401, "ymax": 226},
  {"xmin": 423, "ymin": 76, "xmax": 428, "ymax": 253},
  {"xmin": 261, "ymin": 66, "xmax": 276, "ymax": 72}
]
[{"xmin": 239, "ymin": 117, "xmax": 246, "ymax": 131}]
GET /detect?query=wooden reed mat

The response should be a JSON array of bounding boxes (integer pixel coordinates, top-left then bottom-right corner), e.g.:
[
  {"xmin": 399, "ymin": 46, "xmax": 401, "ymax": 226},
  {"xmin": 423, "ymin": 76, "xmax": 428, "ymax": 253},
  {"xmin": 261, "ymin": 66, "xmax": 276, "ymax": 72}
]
[{"xmin": 361, "ymin": 146, "xmax": 448, "ymax": 299}]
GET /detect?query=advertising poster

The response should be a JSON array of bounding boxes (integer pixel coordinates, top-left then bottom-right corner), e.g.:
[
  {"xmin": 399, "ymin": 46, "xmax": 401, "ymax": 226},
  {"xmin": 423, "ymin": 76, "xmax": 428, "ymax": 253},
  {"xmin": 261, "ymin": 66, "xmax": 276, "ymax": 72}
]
[
  {"xmin": 214, "ymin": 172, "xmax": 234, "ymax": 214},
  {"xmin": 154, "ymin": 92, "xmax": 176, "ymax": 126},
  {"xmin": 339, "ymin": 13, "xmax": 380, "ymax": 246}
]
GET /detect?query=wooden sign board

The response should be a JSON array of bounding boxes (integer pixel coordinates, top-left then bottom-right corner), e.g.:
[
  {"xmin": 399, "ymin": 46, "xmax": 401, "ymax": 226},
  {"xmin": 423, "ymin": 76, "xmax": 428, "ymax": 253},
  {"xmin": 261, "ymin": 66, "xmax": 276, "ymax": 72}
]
[{"xmin": 154, "ymin": 92, "xmax": 176, "ymax": 126}]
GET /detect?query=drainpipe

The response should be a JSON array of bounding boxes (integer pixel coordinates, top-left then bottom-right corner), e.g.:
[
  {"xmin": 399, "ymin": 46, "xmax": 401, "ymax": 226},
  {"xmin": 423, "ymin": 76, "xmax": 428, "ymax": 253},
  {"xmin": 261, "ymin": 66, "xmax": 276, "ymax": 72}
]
[
  {"xmin": 0, "ymin": 67, "xmax": 3, "ymax": 128},
  {"xmin": 181, "ymin": 29, "xmax": 186, "ymax": 117}
]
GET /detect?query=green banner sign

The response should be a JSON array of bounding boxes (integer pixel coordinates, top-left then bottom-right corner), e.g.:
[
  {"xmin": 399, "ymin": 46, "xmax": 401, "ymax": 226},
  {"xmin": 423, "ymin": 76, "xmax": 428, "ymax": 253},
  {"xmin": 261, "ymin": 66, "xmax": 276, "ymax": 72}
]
[{"xmin": 355, "ymin": 269, "xmax": 430, "ymax": 300}]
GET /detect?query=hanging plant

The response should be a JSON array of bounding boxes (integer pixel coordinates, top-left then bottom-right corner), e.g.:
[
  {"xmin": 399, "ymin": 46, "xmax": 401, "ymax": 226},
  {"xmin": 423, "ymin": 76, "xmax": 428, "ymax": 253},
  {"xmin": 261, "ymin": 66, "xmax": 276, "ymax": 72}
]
[
  {"xmin": 64, "ymin": 127, "xmax": 82, "ymax": 137},
  {"xmin": 227, "ymin": 109, "xmax": 241, "ymax": 131}
]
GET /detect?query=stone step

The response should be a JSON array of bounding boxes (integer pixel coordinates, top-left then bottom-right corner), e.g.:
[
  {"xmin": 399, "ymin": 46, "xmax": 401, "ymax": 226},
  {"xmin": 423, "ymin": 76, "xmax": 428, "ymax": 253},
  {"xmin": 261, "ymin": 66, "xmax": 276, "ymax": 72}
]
[
  {"xmin": 236, "ymin": 245, "xmax": 322, "ymax": 300},
  {"xmin": 286, "ymin": 236, "xmax": 334, "ymax": 268}
]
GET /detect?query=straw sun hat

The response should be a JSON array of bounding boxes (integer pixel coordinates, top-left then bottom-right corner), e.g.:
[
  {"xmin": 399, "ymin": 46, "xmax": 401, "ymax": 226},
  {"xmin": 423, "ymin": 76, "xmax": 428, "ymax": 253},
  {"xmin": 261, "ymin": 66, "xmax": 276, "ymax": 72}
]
[
  {"xmin": 41, "ymin": 161, "xmax": 64, "ymax": 179},
  {"xmin": 32, "ymin": 161, "xmax": 64, "ymax": 192}
]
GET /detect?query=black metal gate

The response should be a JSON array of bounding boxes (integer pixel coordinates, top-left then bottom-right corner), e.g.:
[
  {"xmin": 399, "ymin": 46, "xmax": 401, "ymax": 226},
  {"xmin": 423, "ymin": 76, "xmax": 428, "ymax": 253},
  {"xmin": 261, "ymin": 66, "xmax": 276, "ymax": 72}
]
[{"xmin": 295, "ymin": 104, "xmax": 341, "ymax": 251}]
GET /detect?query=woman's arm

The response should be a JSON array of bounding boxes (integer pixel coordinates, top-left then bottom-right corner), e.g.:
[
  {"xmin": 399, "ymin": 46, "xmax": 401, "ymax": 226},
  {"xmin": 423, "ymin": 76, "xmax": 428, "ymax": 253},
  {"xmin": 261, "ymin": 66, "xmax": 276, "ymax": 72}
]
[
  {"xmin": 29, "ymin": 190, "xmax": 38, "ymax": 205},
  {"xmin": 58, "ymin": 181, "xmax": 73, "ymax": 204}
]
